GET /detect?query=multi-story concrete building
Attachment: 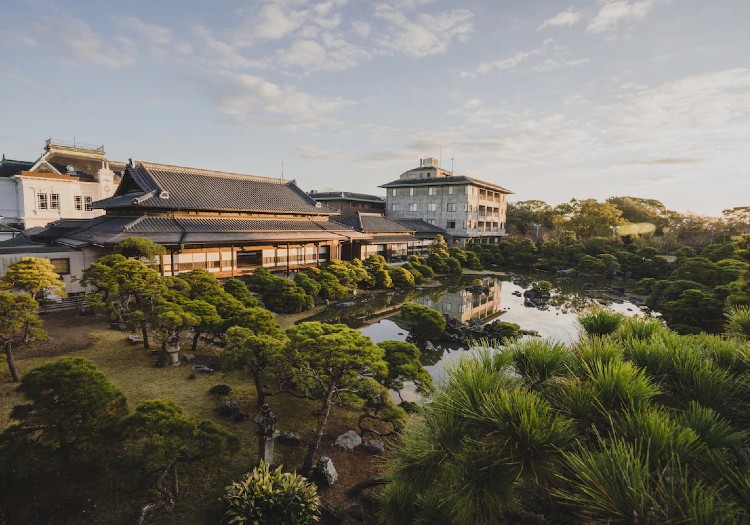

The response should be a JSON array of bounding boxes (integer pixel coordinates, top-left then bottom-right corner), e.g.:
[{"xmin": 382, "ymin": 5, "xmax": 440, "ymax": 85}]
[
  {"xmin": 380, "ymin": 158, "xmax": 512, "ymax": 246},
  {"xmin": 0, "ymin": 139, "xmax": 124, "ymax": 229},
  {"xmin": 307, "ymin": 191, "xmax": 385, "ymax": 218}
]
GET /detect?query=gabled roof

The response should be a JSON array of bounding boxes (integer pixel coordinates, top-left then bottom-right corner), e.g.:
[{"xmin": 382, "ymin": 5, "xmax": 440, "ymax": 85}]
[
  {"xmin": 337, "ymin": 212, "xmax": 415, "ymax": 234},
  {"xmin": 95, "ymin": 161, "xmax": 334, "ymax": 215},
  {"xmin": 309, "ymin": 191, "xmax": 385, "ymax": 204},
  {"xmin": 48, "ymin": 215, "xmax": 368, "ymax": 247},
  {"xmin": 379, "ymin": 174, "xmax": 512, "ymax": 193}
]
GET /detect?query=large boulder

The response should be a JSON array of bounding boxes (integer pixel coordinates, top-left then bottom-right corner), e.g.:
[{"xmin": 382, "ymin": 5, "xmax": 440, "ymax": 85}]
[
  {"xmin": 278, "ymin": 431, "xmax": 302, "ymax": 446},
  {"xmin": 218, "ymin": 400, "xmax": 240, "ymax": 417},
  {"xmin": 335, "ymin": 430, "xmax": 362, "ymax": 451},
  {"xmin": 310, "ymin": 456, "xmax": 338, "ymax": 486},
  {"xmin": 209, "ymin": 384, "xmax": 232, "ymax": 396}
]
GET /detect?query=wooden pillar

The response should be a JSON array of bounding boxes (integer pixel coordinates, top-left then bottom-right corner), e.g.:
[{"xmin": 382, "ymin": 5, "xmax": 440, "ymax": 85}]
[
  {"xmin": 230, "ymin": 246, "xmax": 235, "ymax": 277},
  {"xmin": 170, "ymin": 250, "xmax": 176, "ymax": 277},
  {"xmin": 286, "ymin": 243, "xmax": 290, "ymax": 275},
  {"xmin": 316, "ymin": 243, "xmax": 320, "ymax": 267}
]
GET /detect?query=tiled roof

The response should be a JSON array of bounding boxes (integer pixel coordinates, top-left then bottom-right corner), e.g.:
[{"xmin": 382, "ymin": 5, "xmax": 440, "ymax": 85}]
[
  {"xmin": 95, "ymin": 161, "xmax": 334, "ymax": 215},
  {"xmin": 337, "ymin": 212, "xmax": 415, "ymax": 233},
  {"xmin": 309, "ymin": 191, "xmax": 385, "ymax": 204},
  {"xmin": 52, "ymin": 215, "xmax": 366, "ymax": 247},
  {"xmin": 0, "ymin": 158, "xmax": 34, "ymax": 177},
  {"xmin": 394, "ymin": 219, "xmax": 446, "ymax": 233},
  {"xmin": 379, "ymin": 175, "xmax": 512, "ymax": 193}
]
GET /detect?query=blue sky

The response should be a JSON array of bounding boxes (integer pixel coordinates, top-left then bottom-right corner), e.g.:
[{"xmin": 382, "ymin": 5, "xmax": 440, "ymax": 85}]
[{"xmin": 1, "ymin": 0, "xmax": 749, "ymax": 215}]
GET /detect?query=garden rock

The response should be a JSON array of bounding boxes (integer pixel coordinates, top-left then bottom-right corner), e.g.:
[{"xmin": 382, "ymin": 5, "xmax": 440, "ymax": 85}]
[
  {"xmin": 209, "ymin": 384, "xmax": 232, "ymax": 396},
  {"xmin": 183, "ymin": 353, "xmax": 196, "ymax": 363},
  {"xmin": 361, "ymin": 440, "xmax": 385, "ymax": 454},
  {"xmin": 345, "ymin": 505, "xmax": 364, "ymax": 522},
  {"xmin": 218, "ymin": 400, "xmax": 240, "ymax": 417},
  {"xmin": 192, "ymin": 365, "xmax": 215, "ymax": 373},
  {"xmin": 278, "ymin": 431, "xmax": 302, "ymax": 446},
  {"xmin": 334, "ymin": 430, "xmax": 362, "ymax": 450},
  {"xmin": 310, "ymin": 456, "xmax": 338, "ymax": 486},
  {"xmin": 127, "ymin": 334, "xmax": 143, "ymax": 344}
]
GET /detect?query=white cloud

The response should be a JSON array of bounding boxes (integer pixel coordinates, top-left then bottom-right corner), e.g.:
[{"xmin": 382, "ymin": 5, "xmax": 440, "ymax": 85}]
[
  {"xmin": 373, "ymin": 2, "xmax": 474, "ymax": 58},
  {"xmin": 0, "ymin": 70, "xmax": 40, "ymax": 87},
  {"xmin": 351, "ymin": 21, "xmax": 371, "ymax": 39},
  {"xmin": 120, "ymin": 16, "xmax": 172, "ymax": 45},
  {"xmin": 461, "ymin": 39, "xmax": 572, "ymax": 77},
  {"xmin": 60, "ymin": 17, "xmax": 136, "ymax": 68},
  {"xmin": 538, "ymin": 8, "xmax": 585, "ymax": 31},
  {"xmin": 0, "ymin": 29, "xmax": 38, "ymax": 46},
  {"xmin": 276, "ymin": 34, "xmax": 371, "ymax": 72},
  {"xmin": 207, "ymin": 71, "xmax": 354, "ymax": 128},
  {"xmin": 587, "ymin": 0, "xmax": 662, "ymax": 33}
]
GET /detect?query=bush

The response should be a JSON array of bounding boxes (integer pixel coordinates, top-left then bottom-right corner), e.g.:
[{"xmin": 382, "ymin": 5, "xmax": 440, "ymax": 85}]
[
  {"xmin": 389, "ymin": 267, "xmax": 416, "ymax": 288},
  {"xmin": 401, "ymin": 303, "xmax": 446, "ymax": 341},
  {"xmin": 426, "ymin": 253, "xmax": 450, "ymax": 274},
  {"xmin": 314, "ymin": 271, "xmax": 349, "ymax": 300},
  {"xmin": 400, "ymin": 262, "xmax": 423, "ymax": 283},
  {"xmin": 293, "ymin": 272, "xmax": 321, "ymax": 297},
  {"xmin": 531, "ymin": 280, "xmax": 553, "ymax": 294},
  {"xmin": 578, "ymin": 309, "xmax": 624, "ymax": 337},
  {"xmin": 445, "ymin": 256, "xmax": 462, "ymax": 274},
  {"xmin": 223, "ymin": 279, "xmax": 261, "ymax": 308},
  {"xmin": 221, "ymin": 460, "xmax": 320, "ymax": 525},
  {"xmin": 263, "ymin": 280, "xmax": 314, "ymax": 313},
  {"xmin": 371, "ymin": 268, "xmax": 393, "ymax": 289},
  {"xmin": 464, "ymin": 251, "xmax": 483, "ymax": 270}
]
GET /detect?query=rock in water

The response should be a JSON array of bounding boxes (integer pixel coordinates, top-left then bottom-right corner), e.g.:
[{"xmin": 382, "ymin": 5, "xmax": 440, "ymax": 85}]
[{"xmin": 335, "ymin": 430, "xmax": 362, "ymax": 450}]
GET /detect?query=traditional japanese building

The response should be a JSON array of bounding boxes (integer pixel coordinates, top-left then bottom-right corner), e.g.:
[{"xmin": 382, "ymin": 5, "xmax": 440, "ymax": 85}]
[
  {"xmin": 0, "ymin": 160, "xmax": 368, "ymax": 292},
  {"xmin": 336, "ymin": 212, "xmax": 416, "ymax": 262}
]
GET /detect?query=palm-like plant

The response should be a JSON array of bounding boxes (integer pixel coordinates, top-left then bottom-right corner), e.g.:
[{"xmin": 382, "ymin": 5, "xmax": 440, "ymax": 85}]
[{"xmin": 577, "ymin": 308, "xmax": 624, "ymax": 337}]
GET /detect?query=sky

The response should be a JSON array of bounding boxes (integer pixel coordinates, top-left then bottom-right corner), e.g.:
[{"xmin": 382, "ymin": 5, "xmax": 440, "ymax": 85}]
[{"xmin": 1, "ymin": 0, "xmax": 749, "ymax": 216}]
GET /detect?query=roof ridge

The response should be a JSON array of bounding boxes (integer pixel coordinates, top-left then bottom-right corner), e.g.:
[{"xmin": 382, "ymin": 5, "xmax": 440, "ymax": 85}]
[{"xmin": 135, "ymin": 160, "xmax": 287, "ymax": 185}]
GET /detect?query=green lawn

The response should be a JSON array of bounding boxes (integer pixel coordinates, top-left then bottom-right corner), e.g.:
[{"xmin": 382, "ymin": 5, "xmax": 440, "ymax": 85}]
[{"xmin": 0, "ymin": 328, "xmax": 363, "ymax": 524}]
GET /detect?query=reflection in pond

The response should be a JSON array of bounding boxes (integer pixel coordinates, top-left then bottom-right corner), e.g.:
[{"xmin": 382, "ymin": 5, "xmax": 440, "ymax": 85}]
[{"xmin": 415, "ymin": 275, "xmax": 502, "ymax": 324}]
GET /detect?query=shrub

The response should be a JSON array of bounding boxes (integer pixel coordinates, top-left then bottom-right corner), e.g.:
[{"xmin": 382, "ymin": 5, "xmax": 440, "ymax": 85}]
[
  {"xmin": 578, "ymin": 309, "xmax": 624, "ymax": 337},
  {"xmin": 314, "ymin": 271, "xmax": 349, "ymax": 300},
  {"xmin": 263, "ymin": 280, "xmax": 314, "ymax": 313},
  {"xmin": 445, "ymin": 256, "xmax": 462, "ymax": 274},
  {"xmin": 389, "ymin": 267, "xmax": 416, "ymax": 288},
  {"xmin": 221, "ymin": 460, "xmax": 320, "ymax": 525},
  {"xmin": 293, "ymin": 272, "xmax": 321, "ymax": 297},
  {"xmin": 464, "ymin": 251, "xmax": 483, "ymax": 270},
  {"xmin": 531, "ymin": 280, "xmax": 553, "ymax": 294},
  {"xmin": 401, "ymin": 303, "xmax": 446, "ymax": 341},
  {"xmin": 371, "ymin": 268, "xmax": 393, "ymax": 289},
  {"xmin": 400, "ymin": 263, "xmax": 423, "ymax": 283},
  {"xmin": 426, "ymin": 253, "xmax": 450, "ymax": 273},
  {"xmin": 223, "ymin": 279, "xmax": 261, "ymax": 308}
]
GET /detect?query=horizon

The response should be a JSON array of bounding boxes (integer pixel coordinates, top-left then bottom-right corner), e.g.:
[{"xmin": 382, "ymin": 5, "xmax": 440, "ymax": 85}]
[{"xmin": 2, "ymin": 0, "xmax": 749, "ymax": 216}]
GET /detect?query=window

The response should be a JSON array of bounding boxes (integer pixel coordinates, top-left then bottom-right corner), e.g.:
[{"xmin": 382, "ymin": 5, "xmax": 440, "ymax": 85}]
[
  {"xmin": 37, "ymin": 193, "xmax": 48, "ymax": 210},
  {"xmin": 50, "ymin": 193, "xmax": 60, "ymax": 210},
  {"xmin": 49, "ymin": 258, "xmax": 70, "ymax": 275},
  {"xmin": 84, "ymin": 196, "xmax": 93, "ymax": 211},
  {"xmin": 391, "ymin": 203, "xmax": 400, "ymax": 212},
  {"xmin": 448, "ymin": 186, "xmax": 455, "ymax": 195},
  {"xmin": 462, "ymin": 221, "xmax": 466, "ymax": 229},
  {"xmin": 447, "ymin": 203, "xmax": 457, "ymax": 212},
  {"xmin": 428, "ymin": 187, "xmax": 437, "ymax": 196},
  {"xmin": 427, "ymin": 203, "xmax": 437, "ymax": 212},
  {"xmin": 426, "ymin": 219, "xmax": 436, "ymax": 225},
  {"xmin": 74, "ymin": 195, "xmax": 83, "ymax": 211},
  {"xmin": 408, "ymin": 203, "xmax": 418, "ymax": 212},
  {"xmin": 447, "ymin": 221, "xmax": 456, "ymax": 229}
]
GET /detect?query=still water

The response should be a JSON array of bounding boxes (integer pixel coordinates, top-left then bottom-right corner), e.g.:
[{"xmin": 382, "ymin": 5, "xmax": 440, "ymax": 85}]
[{"xmin": 307, "ymin": 273, "xmax": 649, "ymax": 399}]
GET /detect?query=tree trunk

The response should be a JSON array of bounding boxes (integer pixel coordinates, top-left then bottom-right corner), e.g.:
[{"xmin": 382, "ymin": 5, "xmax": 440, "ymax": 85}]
[
  {"xmin": 138, "ymin": 458, "xmax": 176, "ymax": 525},
  {"xmin": 141, "ymin": 320, "xmax": 150, "ymax": 349},
  {"xmin": 172, "ymin": 462, "xmax": 179, "ymax": 496},
  {"xmin": 191, "ymin": 331, "xmax": 200, "ymax": 352},
  {"xmin": 302, "ymin": 382, "xmax": 336, "ymax": 474},
  {"xmin": 57, "ymin": 426, "xmax": 71, "ymax": 462},
  {"xmin": 4, "ymin": 347, "xmax": 20, "ymax": 382},
  {"xmin": 253, "ymin": 372, "xmax": 266, "ymax": 408}
]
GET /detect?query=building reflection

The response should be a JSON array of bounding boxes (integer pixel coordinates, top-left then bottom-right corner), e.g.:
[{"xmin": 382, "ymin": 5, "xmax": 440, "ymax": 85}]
[{"xmin": 416, "ymin": 276, "xmax": 502, "ymax": 323}]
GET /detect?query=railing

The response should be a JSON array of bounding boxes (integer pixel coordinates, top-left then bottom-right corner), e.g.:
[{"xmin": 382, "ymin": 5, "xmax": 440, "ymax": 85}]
[{"xmin": 45, "ymin": 138, "xmax": 105, "ymax": 153}]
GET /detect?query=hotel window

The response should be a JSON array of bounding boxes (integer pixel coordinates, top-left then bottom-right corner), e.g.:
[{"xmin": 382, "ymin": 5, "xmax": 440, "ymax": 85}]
[
  {"xmin": 50, "ymin": 193, "xmax": 60, "ymax": 210},
  {"xmin": 462, "ymin": 221, "xmax": 467, "ymax": 229},
  {"xmin": 427, "ymin": 203, "xmax": 437, "ymax": 212},
  {"xmin": 446, "ymin": 203, "xmax": 457, "ymax": 212},
  {"xmin": 37, "ymin": 193, "xmax": 48, "ymax": 209},
  {"xmin": 49, "ymin": 258, "xmax": 70, "ymax": 275},
  {"xmin": 448, "ymin": 186, "xmax": 455, "ymax": 195},
  {"xmin": 426, "ymin": 219, "xmax": 436, "ymax": 225},
  {"xmin": 447, "ymin": 220, "xmax": 456, "ymax": 229},
  {"xmin": 391, "ymin": 203, "xmax": 400, "ymax": 211},
  {"xmin": 74, "ymin": 195, "xmax": 83, "ymax": 211},
  {"xmin": 428, "ymin": 187, "xmax": 437, "ymax": 196},
  {"xmin": 408, "ymin": 203, "xmax": 418, "ymax": 212},
  {"xmin": 409, "ymin": 188, "xmax": 415, "ymax": 196},
  {"xmin": 84, "ymin": 196, "xmax": 93, "ymax": 211}
]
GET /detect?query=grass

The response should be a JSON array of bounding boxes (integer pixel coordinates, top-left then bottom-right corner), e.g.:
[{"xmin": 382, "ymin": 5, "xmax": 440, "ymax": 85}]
[{"xmin": 0, "ymin": 326, "xmax": 365, "ymax": 524}]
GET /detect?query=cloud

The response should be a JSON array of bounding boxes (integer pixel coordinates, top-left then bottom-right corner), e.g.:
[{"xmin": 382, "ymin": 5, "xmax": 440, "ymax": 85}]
[
  {"xmin": 297, "ymin": 144, "xmax": 349, "ymax": 161},
  {"xmin": 60, "ymin": 17, "xmax": 136, "ymax": 68},
  {"xmin": 351, "ymin": 21, "xmax": 371, "ymax": 39},
  {"xmin": 206, "ymin": 71, "xmax": 354, "ymax": 128},
  {"xmin": 587, "ymin": 0, "xmax": 662, "ymax": 33},
  {"xmin": 538, "ymin": 8, "xmax": 585, "ymax": 31},
  {"xmin": 193, "ymin": 26, "xmax": 260, "ymax": 69},
  {"xmin": 0, "ymin": 29, "xmax": 38, "ymax": 46},
  {"xmin": 120, "ymin": 16, "xmax": 172, "ymax": 45},
  {"xmin": 276, "ymin": 34, "xmax": 371, "ymax": 72},
  {"xmin": 373, "ymin": 2, "xmax": 474, "ymax": 58},
  {"xmin": 633, "ymin": 158, "xmax": 705, "ymax": 165},
  {"xmin": 0, "ymin": 70, "xmax": 40, "ymax": 87},
  {"xmin": 460, "ymin": 39, "xmax": 589, "ymax": 77}
]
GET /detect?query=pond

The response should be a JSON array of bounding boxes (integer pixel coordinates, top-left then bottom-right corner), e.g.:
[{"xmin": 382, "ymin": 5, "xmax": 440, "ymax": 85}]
[{"xmin": 305, "ymin": 272, "xmax": 652, "ymax": 401}]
